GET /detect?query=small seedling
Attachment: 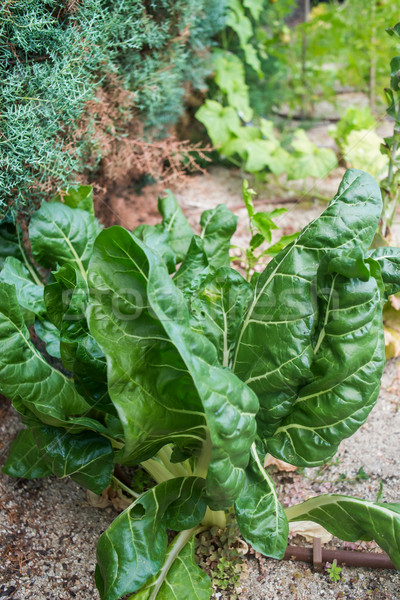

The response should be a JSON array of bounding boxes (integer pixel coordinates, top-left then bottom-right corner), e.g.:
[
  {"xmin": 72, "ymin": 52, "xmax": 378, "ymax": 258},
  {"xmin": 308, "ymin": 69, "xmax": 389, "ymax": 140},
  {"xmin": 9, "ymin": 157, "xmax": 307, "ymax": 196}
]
[{"xmin": 326, "ymin": 560, "xmax": 342, "ymax": 583}]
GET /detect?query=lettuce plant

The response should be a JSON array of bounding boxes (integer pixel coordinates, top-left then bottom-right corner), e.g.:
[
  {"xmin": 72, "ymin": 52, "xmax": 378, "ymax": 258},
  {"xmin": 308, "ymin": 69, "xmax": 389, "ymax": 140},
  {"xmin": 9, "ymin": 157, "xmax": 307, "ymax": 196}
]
[{"xmin": 1, "ymin": 171, "xmax": 400, "ymax": 600}]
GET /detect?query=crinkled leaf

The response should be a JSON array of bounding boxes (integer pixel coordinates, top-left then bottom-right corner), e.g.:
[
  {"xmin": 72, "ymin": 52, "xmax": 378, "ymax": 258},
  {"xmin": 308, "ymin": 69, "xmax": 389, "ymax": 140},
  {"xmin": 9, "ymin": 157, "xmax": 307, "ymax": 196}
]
[
  {"xmin": 95, "ymin": 477, "xmax": 207, "ymax": 600},
  {"xmin": 134, "ymin": 224, "xmax": 176, "ymax": 273},
  {"xmin": 0, "ymin": 257, "xmax": 45, "ymax": 324},
  {"xmin": 286, "ymin": 495, "xmax": 400, "ymax": 569},
  {"xmin": 133, "ymin": 535, "xmax": 212, "ymax": 600},
  {"xmin": 44, "ymin": 263, "xmax": 112, "ymax": 412},
  {"xmin": 158, "ymin": 190, "xmax": 194, "ymax": 262},
  {"xmin": 234, "ymin": 170, "xmax": 382, "ymax": 445},
  {"xmin": 235, "ymin": 444, "xmax": 288, "ymax": 559},
  {"xmin": 33, "ymin": 425, "xmax": 114, "ymax": 494},
  {"xmin": 369, "ymin": 247, "xmax": 400, "ymax": 298},
  {"xmin": 266, "ymin": 251, "xmax": 385, "ymax": 466},
  {"xmin": 131, "ymin": 236, "xmax": 258, "ymax": 508},
  {"xmin": 0, "ymin": 283, "xmax": 90, "ymax": 425},
  {"xmin": 29, "ymin": 201, "xmax": 100, "ymax": 275},
  {"xmin": 88, "ymin": 228, "xmax": 207, "ymax": 465},
  {"xmin": 88, "ymin": 228, "xmax": 258, "ymax": 508},
  {"xmin": 2, "ymin": 428, "xmax": 52, "ymax": 479},
  {"xmin": 173, "ymin": 236, "xmax": 210, "ymax": 295},
  {"xmin": 190, "ymin": 267, "xmax": 252, "ymax": 366},
  {"xmin": 200, "ymin": 205, "xmax": 238, "ymax": 269}
]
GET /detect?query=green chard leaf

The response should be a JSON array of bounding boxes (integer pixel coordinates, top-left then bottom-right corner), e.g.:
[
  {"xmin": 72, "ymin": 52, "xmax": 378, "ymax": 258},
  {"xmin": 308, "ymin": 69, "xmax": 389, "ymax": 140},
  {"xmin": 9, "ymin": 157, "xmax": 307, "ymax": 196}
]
[
  {"xmin": 267, "ymin": 250, "xmax": 385, "ymax": 466},
  {"xmin": 190, "ymin": 267, "xmax": 253, "ymax": 366},
  {"xmin": 173, "ymin": 236, "xmax": 210, "ymax": 295},
  {"xmin": 286, "ymin": 495, "xmax": 400, "ymax": 569},
  {"xmin": 88, "ymin": 227, "xmax": 207, "ymax": 465},
  {"xmin": 53, "ymin": 185, "xmax": 95, "ymax": 216},
  {"xmin": 34, "ymin": 319, "xmax": 61, "ymax": 359},
  {"xmin": 0, "ymin": 283, "xmax": 90, "ymax": 425},
  {"xmin": 133, "ymin": 224, "xmax": 176, "ymax": 273},
  {"xmin": 95, "ymin": 477, "xmax": 207, "ymax": 600},
  {"xmin": 2, "ymin": 428, "xmax": 52, "ymax": 479},
  {"xmin": 235, "ymin": 443, "xmax": 288, "ymax": 559},
  {"xmin": 233, "ymin": 169, "xmax": 383, "ymax": 462},
  {"xmin": 29, "ymin": 201, "xmax": 100, "ymax": 277},
  {"xmin": 158, "ymin": 190, "xmax": 194, "ymax": 262},
  {"xmin": 369, "ymin": 247, "xmax": 400, "ymax": 298},
  {"xmin": 200, "ymin": 205, "xmax": 238, "ymax": 269},
  {"xmin": 133, "ymin": 535, "xmax": 212, "ymax": 600},
  {"xmin": 88, "ymin": 228, "xmax": 258, "ymax": 508},
  {"xmin": 0, "ymin": 257, "xmax": 45, "ymax": 324},
  {"xmin": 32, "ymin": 425, "xmax": 114, "ymax": 494}
]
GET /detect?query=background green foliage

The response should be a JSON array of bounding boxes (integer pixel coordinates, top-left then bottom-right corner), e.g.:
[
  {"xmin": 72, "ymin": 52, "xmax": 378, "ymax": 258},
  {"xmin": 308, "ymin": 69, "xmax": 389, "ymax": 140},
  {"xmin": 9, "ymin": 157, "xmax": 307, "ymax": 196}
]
[{"xmin": 0, "ymin": 0, "xmax": 226, "ymax": 218}]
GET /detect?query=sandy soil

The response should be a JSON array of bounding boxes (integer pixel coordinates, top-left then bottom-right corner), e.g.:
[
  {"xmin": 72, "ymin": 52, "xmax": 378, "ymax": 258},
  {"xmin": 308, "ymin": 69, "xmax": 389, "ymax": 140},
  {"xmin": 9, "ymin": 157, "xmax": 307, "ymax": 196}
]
[{"xmin": 1, "ymin": 165, "xmax": 400, "ymax": 599}]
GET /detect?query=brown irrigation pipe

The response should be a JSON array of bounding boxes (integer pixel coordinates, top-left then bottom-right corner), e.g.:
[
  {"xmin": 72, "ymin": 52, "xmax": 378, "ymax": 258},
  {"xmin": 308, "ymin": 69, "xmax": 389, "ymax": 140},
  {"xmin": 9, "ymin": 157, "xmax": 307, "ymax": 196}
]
[{"xmin": 284, "ymin": 538, "xmax": 396, "ymax": 571}]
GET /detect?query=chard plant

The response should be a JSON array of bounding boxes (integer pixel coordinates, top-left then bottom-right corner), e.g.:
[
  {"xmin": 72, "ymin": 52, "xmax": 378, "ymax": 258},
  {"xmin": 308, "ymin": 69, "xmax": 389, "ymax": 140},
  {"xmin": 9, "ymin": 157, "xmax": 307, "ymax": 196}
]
[{"xmin": 1, "ymin": 171, "xmax": 400, "ymax": 600}]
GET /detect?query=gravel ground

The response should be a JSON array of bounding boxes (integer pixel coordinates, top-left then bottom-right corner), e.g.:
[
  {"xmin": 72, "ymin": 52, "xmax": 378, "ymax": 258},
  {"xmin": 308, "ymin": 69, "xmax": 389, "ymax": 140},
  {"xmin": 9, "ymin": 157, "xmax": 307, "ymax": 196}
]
[{"xmin": 1, "ymin": 167, "xmax": 400, "ymax": 599}]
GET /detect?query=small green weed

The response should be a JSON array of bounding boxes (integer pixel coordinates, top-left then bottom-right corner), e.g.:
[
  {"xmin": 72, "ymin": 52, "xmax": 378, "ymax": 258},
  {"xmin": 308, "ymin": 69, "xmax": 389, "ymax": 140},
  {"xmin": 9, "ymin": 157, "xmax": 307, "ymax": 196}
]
[
  {"xmin": 195, "ymin": 513, "xmax": 246, "ymax": 599},
  {"xmin": 326, "ymin": 560, "xmax": 342, "ymax": 583}
]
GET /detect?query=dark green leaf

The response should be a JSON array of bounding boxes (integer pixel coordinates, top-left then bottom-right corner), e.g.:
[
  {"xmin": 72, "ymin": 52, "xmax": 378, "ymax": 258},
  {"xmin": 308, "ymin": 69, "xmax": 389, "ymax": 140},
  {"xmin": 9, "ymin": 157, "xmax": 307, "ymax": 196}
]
[
  {"xmin": 0, "ymin": 283, "xmax": 90, "ymax": 425},
  {"xmin": 173, "ymin": 236, "xmax": 210, "ymax": 294},
  {"xmin": 390, "ymin": 56, "xmax": 400, "ymax": 92},
  {"xmin": 190, "ymin": 267, "xmax": 253, "ymax": 366},
  {"xmin": 158, "ymin": 190, "xmax": 194, "ymax": 262},
  {"xmin": 88, "ymin": 228, "xmax": 258, "ymax": 508},
  {"xmin": 200, "ymin": 205, "xmax": 238, "ymax": 269},
  {"xmin": 29, "ymin": 201, "xmax": 100, "ymax": 276},
  {"xmin": 35, "ymin": 319, "xmax": 61, "ymax": 358},
  {"xmin": 0, "ymin": 257, "xmax": 45, "ymax": 324},
  {"xmin": 233, "ymin": 170, "xmax": 382, "ymax": 442},
  {"xmin": 133, "ymin": 535, "xmax": 212, "ymax": 600},
  {"xmin": 369, "ymin": 247, "xmax": 400, "ymax": 298},
  {"xmin": 266, "ymin": 250, "xmax": 385, "ymax": 466},
  {"xmin": 33, "ymin": 425, "xmax": 114, "ymax": 494},
  {"xmin": 2, "ymin": 428, "xmax": 52, "ymax": 479},
  {"xmin": 386, "ymin": 23, "xmax": 400, "ymax": 38},
  {"xmin": 235, "ymin": 443, "xmax": 288, "ymax": 559},
  {"xmin": 88, "ymin": 227, "xmax": 207, "ymax": 465},
  {"xmin": 133, "ymin": 224, "xmax": 176, "ymax": 273},
  {"xmin": 95, "ymin": 477, "xmax": 207, "ymax": 600}
]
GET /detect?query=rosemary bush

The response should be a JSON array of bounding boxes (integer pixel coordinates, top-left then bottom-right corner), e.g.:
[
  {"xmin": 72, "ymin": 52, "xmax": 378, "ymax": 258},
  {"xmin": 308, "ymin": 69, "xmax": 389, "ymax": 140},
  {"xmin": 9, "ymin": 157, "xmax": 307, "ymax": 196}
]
[{"xmin": 0, "ymin": 0, "xmax": 226, "ymax": 217}]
